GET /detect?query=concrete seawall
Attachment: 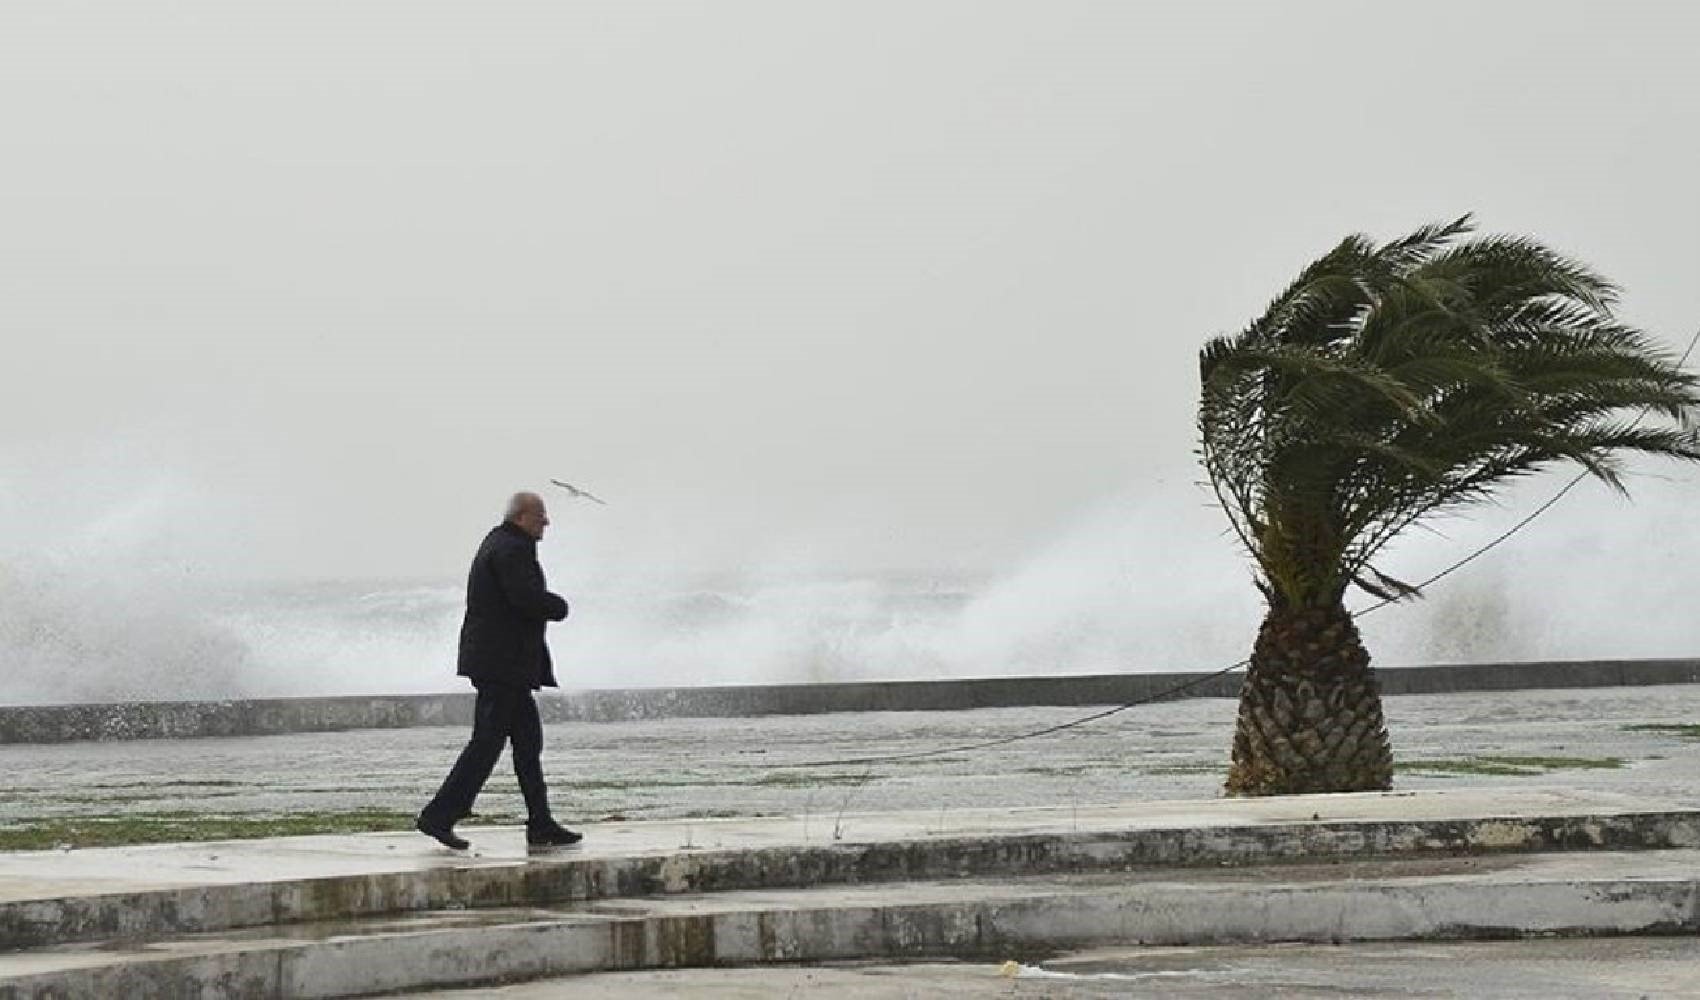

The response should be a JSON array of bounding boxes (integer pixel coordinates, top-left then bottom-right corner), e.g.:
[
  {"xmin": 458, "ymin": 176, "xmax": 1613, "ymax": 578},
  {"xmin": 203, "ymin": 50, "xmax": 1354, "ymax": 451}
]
[{"xmin": 2, "ymin": 657, "xmax": 1697, "ymax": 745}]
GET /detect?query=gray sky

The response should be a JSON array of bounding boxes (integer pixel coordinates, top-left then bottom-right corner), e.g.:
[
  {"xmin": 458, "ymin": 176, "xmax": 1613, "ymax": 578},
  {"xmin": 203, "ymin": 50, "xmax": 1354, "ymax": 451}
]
[{"xmin": 4, "ymin": 0, "xmax": 1699, "ymax": 583}]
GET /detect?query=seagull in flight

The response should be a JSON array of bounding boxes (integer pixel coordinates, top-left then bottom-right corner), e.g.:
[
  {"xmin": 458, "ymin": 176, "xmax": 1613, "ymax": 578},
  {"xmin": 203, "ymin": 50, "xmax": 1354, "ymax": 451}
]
[{"xmin": 550, "ymin": 479, "xmax": 608, "ymax": 506}]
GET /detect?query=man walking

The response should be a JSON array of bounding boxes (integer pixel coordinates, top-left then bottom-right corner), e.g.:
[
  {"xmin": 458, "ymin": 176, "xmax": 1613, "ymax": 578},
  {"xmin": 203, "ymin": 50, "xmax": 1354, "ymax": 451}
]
[{"xmin": 416, "ymin": 491, "xmax": 582, "ymax": 850}]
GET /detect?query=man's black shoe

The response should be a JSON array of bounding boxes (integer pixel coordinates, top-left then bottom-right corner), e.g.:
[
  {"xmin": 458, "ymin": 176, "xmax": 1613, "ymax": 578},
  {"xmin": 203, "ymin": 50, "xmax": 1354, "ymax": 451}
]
[
  {"xmin": 525, "ymin": 822, "xmax": 583, "ymax": 849},
  {"xmin": 416, "ymin": 814, "xmax": 469, "ymax": 851}
]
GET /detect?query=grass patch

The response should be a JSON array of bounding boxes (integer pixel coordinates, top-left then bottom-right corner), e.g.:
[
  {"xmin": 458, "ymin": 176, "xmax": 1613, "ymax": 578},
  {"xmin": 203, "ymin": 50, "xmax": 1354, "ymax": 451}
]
[
  {"xmin": 556, "ymin": 772, "xmax": 875, "ymax": 791},
  {"xmin": 1014, "ymin": 765, "xmax": 1106, "ymax": 777},
  {"xmin": 1495, "ymin": 755, "xmax": 1625, "ymax": 770},
  {"xmin": 87, "ymin": 779, "xmax": 262, "ymax": 790},
  {"xmin": 295, "ymin": 786, "xmax": 432, "ymax": 795},
  {"xmin": 751, "ymin": 772, "xmax": 871, "ymax": 788},
  {"xmin": 1399, "ymin": 755, "xmax": 1625, "ymax": 777},
  {"xmin": 1399, "ymin": 759, "xmax": 1536, "ymax": 776},
  {"xmin": 0, "ymin": 809, "xmax": 418, "ymax": 851},
  {"xmin": 1622, "ymin": 724, "xmax": 1700, "ymax": 739},
  {"xmin": 558, "ymin": 776, "xmax": 735, "ymax": 792},
  {"xmin": 49, "ymin": 791, "xmax": 245, "ymax": 805}
]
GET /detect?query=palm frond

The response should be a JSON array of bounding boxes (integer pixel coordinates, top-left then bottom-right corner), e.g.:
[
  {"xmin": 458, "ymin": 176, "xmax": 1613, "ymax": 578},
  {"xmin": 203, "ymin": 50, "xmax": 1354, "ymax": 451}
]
[{"xmin": 1198, "ymin": 217, "xmax": 1700, "ymax": 609}]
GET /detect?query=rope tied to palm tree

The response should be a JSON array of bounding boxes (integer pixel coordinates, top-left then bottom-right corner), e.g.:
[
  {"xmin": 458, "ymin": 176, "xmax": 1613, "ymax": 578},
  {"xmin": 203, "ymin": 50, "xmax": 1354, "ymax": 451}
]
[
  {"xmin": 1201, "ymin": 216, "xmax": 1700, "ymax": 794},
  {"xmin": 779, "ymin": 218, "xmax": 1700, "ymax": 777}
]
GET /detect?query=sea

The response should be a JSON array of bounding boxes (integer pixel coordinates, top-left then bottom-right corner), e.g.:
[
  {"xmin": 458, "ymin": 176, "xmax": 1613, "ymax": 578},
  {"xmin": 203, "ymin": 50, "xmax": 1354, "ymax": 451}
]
[
  {"xmin": 0, "ymin": 568, "xmax": 1260, "ymax": 706},
  {"xmin": 5, "ymin": 470, "xmax": 1698, "ymax": 706}
]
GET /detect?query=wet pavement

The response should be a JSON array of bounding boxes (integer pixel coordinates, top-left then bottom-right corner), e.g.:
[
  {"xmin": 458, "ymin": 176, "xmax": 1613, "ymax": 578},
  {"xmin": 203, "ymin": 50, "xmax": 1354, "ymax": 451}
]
[
  {"xmin": 5, "ymin": 680, "xmax": 1699, "ymax": 998},
  {"xmin": 3, "ymin": 683, "xmax": 1699, "ymax": 831},
  {"xmin": 407, "ymin": 937, "xmax": 1700, "ymax": 998},
  {"xmin": 5, "ymin": 787, "xmax": 1697, "ymax": 996},
  {"xmin": 0, "ymin": 787, "xmax": 1654, "ymax": 905}
]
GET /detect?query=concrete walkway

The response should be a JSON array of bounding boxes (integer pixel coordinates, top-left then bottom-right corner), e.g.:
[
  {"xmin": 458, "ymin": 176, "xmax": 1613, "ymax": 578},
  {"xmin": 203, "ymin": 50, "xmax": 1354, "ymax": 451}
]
[
  {"xmin": 10, "ymin": 683, "xmax": 1700, "ymax": 833},
  {"xmin": 2, "ymin": 785, "xmax": 1672, "ymax": 902},
  {"xmin": 1, "ymin": 788, "xmax": 1698, "ymax": 997}
]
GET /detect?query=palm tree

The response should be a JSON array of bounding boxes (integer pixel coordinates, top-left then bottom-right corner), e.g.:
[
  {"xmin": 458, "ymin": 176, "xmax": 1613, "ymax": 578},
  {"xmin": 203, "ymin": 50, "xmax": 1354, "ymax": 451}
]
[{"xmin": 1199, "ymin": 216, "xmax": 1700, "ymax": 796}]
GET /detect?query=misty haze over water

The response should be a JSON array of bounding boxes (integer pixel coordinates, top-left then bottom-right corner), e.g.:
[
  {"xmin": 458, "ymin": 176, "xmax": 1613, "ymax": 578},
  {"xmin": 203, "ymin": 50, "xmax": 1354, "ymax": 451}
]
[{"xmin": 3, "ymin": 467, "xmax": 1696, "ymax": 706}]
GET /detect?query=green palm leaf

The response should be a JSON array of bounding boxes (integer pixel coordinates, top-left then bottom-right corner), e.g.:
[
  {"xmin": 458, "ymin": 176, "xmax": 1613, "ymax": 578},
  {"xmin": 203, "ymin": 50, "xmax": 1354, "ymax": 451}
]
[{"xmin": 1199, "ymin": 217, "xmax": 1700, "ymax": 610}]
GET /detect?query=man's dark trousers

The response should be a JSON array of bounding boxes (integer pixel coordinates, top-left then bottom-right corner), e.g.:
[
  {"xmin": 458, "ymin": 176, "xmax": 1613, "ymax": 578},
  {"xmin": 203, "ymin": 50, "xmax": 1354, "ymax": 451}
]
[{"xmin": 421, "ymin": 683, "xmax": 550, "ymax": 828}]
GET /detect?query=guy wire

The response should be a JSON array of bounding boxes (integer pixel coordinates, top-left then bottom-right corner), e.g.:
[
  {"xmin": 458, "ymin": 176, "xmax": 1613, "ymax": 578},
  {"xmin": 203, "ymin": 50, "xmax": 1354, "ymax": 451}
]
[{"xmin": 777, "ymin": 326, "xmax": 1700, "ymax": 770}]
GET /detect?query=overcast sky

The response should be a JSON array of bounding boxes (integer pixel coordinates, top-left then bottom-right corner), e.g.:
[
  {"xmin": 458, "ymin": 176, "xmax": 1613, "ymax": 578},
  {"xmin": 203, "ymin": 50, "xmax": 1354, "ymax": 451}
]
[{"xmin": 4, "ymin": 0, "xmax": 1698, "ymax": 584}]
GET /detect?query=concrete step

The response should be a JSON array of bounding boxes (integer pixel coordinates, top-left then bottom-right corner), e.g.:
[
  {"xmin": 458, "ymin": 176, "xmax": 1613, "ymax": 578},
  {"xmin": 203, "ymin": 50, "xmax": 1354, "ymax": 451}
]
[
  {"xmin": 2, "ymin": 850, "xmax": 1698, "ymax": 999},
  {"xmin": 3, "ymin": 789, "xmax": 1696, "ymax": 952}
]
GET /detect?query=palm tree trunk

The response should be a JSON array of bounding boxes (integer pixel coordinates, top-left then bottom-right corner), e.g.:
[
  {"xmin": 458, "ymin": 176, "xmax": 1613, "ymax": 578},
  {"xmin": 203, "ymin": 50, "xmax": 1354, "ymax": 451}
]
[{"xmin": 1224, "ymin": 601, "xmax": 1392, "ymax": 795}]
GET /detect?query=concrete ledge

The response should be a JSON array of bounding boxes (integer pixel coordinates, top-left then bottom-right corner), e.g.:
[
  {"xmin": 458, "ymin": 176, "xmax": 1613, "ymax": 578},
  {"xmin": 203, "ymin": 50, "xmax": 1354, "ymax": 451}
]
[
  {"xmin": 3, "ymin": 790, "xmax": 1696, "ymax": 952},
  {"xmin": 3, "ymin": 657, "xmax": 1698, "ymax": 744},
  {"xmin": 5, "ymin": 854, "xmax": 1700, "ymax": 999}
]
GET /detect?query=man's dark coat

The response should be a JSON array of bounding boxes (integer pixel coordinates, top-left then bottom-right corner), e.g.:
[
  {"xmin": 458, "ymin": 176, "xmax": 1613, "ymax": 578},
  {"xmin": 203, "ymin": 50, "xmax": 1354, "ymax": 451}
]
[{"xmin": 457, "ymin": 522, "xmax": 569, "ymax": 689}]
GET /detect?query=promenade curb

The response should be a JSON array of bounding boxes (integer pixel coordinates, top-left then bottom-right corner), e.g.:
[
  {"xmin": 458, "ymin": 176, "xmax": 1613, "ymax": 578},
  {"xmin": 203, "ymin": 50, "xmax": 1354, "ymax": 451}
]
[
  {"xmin": 3, "ymin": 792, "xmax": 1696, "ymax": 952},
  {"xmin": 4, "ymin": 855, "xmax": 1700, "ymax": 999}
]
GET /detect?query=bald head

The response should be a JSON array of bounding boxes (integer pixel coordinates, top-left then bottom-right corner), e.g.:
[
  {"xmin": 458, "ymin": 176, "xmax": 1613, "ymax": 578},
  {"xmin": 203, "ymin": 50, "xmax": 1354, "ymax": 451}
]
[{"xmin": 504, "ymin": 492, "xmax": 550, "ymax": 540}]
